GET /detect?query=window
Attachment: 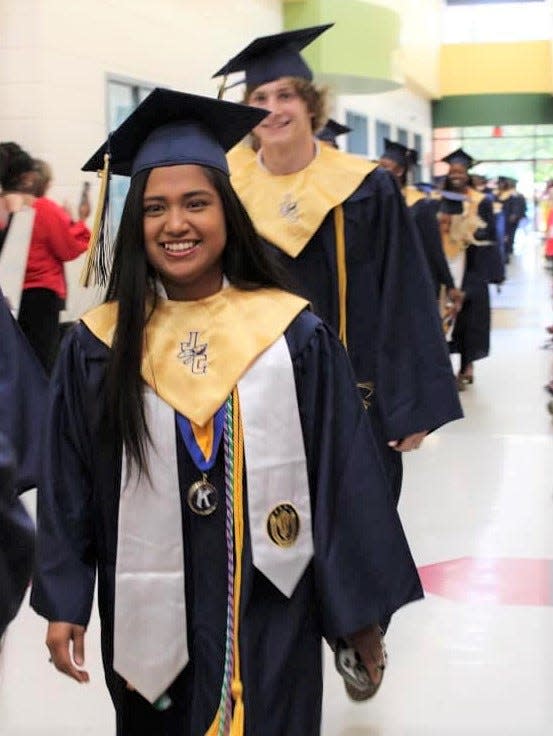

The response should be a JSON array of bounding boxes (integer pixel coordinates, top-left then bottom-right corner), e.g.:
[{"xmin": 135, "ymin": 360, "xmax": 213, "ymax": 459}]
[
  {"xmin": 397, "ymin": 128, "xmax": 408, "ymax": 147},
  {"xmin": 107, "ymin": 78, "xmax": 156, "ymax": 234},
  {"xmin": 376, "ymin": 121, "xmax": 391, "ymax": 158},
  {"xmin": 345, "ymin": 111, "xmax": 368, "ymax": 157}
]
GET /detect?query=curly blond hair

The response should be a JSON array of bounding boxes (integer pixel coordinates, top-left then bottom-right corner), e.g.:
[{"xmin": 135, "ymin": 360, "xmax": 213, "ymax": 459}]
[{"xmin": 243, "ymin": 77, "xmax": 329, "ymax": 137}]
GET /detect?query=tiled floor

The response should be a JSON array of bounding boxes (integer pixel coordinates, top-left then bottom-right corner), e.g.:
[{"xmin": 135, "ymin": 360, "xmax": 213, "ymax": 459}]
[{"xmin": 2, "ymin": 232, "xmax": 552, "ymax": 735}]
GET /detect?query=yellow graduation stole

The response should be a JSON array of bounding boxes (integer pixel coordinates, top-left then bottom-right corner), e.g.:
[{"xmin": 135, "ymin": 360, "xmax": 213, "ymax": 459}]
[
  {"xmin": 402, "ymin": 185, "xmax": 426, "ymax": 209},
  {"xmin": 440, "ymin": 188, "xmax": 486, "ymax": 260},
  {"xmin": 227, "ymin": 142, "xmax": 377, "ymax": 258},
  {"xmin": 81, "ymin": 286, "xmax": 308, "ymax": 427}
]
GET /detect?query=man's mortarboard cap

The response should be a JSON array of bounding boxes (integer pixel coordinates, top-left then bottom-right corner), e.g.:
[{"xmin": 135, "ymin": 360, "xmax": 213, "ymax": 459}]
[
  {"xmin": 381, "ymin": 139, "xmax": 417, "ymax": 169},
  {"xmin": 316, "ymin": 119, "xmax": 352, "ymax": 145},
  {"xmin": 82, "ymin": 88, "xmax": 269, "ymax": 178},
  {"xmin": 440, "ymin": 190, "xmax": 467, "ymax": 215},
  {"xmin": 441, "ymin": 148, "xmax": 476, "ymax": 170},
  {"xmin": 212, "ymin": 24, "xmax": 333, "ymax": 88}
]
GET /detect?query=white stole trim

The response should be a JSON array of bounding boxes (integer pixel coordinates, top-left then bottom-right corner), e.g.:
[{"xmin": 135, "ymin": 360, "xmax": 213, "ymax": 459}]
[
  {"xmin": 113, "ymin": 335, "xmax": 313, "ymax": 703},
  {"xmin": 113, "ymin": 388, "xmax": 188, "ymax": 704},
  {"xmin": 238, "ymin": 335, "xmax": 313, "ymax": 598}
]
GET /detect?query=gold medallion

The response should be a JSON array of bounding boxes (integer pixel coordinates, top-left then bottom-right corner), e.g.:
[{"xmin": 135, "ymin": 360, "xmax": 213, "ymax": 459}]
[
  {"xmin": 187, "ymin": 478, "xmax": 218, "ymax": 516},
  {"xmin": 267, "ymin": 503, "xmax": 300, "ymax": 548}
]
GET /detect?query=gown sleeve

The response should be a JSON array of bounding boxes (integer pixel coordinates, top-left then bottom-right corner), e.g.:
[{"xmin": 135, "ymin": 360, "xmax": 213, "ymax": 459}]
[
  {"xmin": 30, "ymin": 325, "xmax": 97, "ymax": 626},
  {"xmin": 0, "ymin": 432, "xmax": 35, "ymax": 636},
  {"xmin": 289, "ymin": 313, "xmax": 423, "ymax": 640},
  {"xmin": 0, "ymin": 289, "xmax": 48, "ymax": 492}
]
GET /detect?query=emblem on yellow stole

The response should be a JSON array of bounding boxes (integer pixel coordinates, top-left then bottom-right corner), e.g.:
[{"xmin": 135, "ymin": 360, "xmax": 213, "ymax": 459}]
[
  {"xmin": 279, "ymin": 194, "xmax": 299, "ymax": 223},
  {"xmin": 267, "ymin": 503, "xmax": 300, "ymax": 547},
  {"xmin": 177, "ymin": 332, "xmax": 208, "ymax": 374}
]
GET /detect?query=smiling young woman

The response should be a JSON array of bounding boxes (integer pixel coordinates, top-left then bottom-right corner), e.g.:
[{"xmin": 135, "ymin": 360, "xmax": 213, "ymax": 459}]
[
  {"xmin": 30, "ymin": 88, "xmax": 422, "ymax": 736},
  {"xmin": 142, "ymin": 164, "xmax": 227, "ymax": 301}
]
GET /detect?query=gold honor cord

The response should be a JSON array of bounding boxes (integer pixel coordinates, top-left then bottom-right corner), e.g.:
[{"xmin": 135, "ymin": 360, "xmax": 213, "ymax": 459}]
[
  {"xmin": 333, "ymin": 204, "xmax": 348, "ymax": 348},
  {"xmin": 80, "ymin": 152, "xmax": 110, "ymax": 287},
  {"xmin": 230, "ymin": 387, "xmax": 245, "ymax": 735}
]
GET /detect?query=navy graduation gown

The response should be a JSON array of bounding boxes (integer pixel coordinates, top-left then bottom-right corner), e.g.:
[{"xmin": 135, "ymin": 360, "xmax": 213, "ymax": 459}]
[
  {"xmin": 466, "ymin": 196, "xmax": 504, "ymax": 285},
  {"xmin": 450, "ymin": 194, "xmax": 501, "ymax": 365},
  {"xmin": 409, "ymin": 198, "xmax": 454, "ymax": 297},
  {"xmin": 0, "ymin": 289, "xmax": 48, "ymax": 492},
  {"xmin": 31, "ymin": 310, "xmax": 423, "ymax": 736},
  {"xmin": 266, "ymin": 169, "xmax": 462, "ymax": 502}
]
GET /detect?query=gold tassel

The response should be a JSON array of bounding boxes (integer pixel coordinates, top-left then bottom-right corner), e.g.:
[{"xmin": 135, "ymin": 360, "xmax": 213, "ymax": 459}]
[
  {"xmin": 80, "ymin": 152, "xmax": 111, "ymax": 287},
  {"xmin": 333, "ymin": 205, "xmax": 348, "ymax": 348},
  {"xmin": 217, "ymin": 75, "xmax": 228, "ymax": 100},
  {"xmin": 204, "ymin": 714, "xmax": 220, "ymax": 736}
]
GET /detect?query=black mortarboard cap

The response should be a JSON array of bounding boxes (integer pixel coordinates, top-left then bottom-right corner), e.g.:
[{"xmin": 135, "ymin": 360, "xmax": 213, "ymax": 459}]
[
  {"xmin": 316, "ymin": 119, "xmax": 352, "ymax": 145},
  {"xmin": 212, "ymin": 24, "xmax": 333, "ymax": 88},
  {"xmin": 381, "ymin": 139, "xmax": 417, "ymax": 169},
  {"xmin": 441, "ymin": 148, "xmax": 476, "ymax": 170},
  {"xmin": 82, "ymin": 88, "xmax": 269, "ymax": 177},
  {"xmin": 440, "ymin": 190, "xmax": 467, "ymax": 215}
]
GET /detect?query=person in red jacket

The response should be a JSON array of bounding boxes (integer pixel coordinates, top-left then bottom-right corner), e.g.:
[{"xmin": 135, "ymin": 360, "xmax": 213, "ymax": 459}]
[{"xmin": 0, "ymin": 142, "xmax": 90, "ymax": 373}]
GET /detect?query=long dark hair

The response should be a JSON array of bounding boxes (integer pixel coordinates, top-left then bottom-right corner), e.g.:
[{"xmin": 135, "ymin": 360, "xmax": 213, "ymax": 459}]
[{"xmin": 104, "ymin": 165, "xmax": 291, "ymax": 473}]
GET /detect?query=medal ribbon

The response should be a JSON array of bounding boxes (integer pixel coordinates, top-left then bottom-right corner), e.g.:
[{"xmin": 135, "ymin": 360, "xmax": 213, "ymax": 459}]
[{"xmin": 176, "ymin": 405, "xmax": 226, "ymax": 473}]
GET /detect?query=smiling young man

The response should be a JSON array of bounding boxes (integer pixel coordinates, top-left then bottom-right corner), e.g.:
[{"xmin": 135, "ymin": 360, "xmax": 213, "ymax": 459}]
[{"xmin": 214, "ymin": 25, "xmax": 463, "ymax": 506}]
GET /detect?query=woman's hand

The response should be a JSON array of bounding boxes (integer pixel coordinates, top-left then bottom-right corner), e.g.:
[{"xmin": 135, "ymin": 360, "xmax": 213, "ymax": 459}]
[
  {"xmin": 347, "ymin": 623, "xmax": 386, "ymax": 688},
  {"xmin": 46, "ymin": 621, "xmax": 90, "ymax": 683}
]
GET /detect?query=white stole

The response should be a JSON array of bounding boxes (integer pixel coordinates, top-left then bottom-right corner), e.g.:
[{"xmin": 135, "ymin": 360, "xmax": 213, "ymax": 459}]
[
  {"xmin": 0, "ymin": 207, "xmax": 35, "ymax": 315},
  {"xmin": 113, "ymin": 335, "xmax": 313, "ymax": 703}
]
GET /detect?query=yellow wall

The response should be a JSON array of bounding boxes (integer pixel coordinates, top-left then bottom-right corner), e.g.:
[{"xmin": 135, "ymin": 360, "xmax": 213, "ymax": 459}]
[{"xmin": 440, "ymin": 41, "xmax": 553, "ymax": 96}]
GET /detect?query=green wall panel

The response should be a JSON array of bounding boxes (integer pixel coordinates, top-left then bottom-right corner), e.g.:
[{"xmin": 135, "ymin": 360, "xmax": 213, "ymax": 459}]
[
  {"xmin": 433, "ymin": 94, "xmax": 553, "ymax": 128},
  {"xmin": 284, "ymin": 0, "xmax": 401, "ymax": 93}
]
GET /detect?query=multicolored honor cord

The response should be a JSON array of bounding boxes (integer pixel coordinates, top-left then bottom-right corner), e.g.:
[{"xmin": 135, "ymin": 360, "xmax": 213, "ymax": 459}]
[{"xmin": 206, "ymin": 388, "xmax": 245, "ymax": 736}]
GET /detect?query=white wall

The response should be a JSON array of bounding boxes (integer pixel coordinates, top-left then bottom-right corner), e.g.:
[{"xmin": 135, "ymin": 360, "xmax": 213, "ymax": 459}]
[
  {"xmin": 0, "ymin": 0, "xmax": 282, "ymax": 317},
  {"xmin": 335, "ymin": 86, "xmax": 433, "ymax": 177}
]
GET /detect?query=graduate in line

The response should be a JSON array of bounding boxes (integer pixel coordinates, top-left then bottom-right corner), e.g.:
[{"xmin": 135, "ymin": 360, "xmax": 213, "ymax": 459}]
[
  {"xmin": 214, "ymin": 25, "xmax": 463, "ymax": 504},
  {"xmin": 378, "ymin": 139, "xmax": 464, "ymax": 314},
  {"xmin": 496, "ymin": 176, "xmax": 526, "ymax": 264},
  {"xmin": 438, "ymin": 149, "xmax": 503, "ymax": 388},
  {"xmin": 316, "ymin": 118, "xmax": 351, "ymax": 149},
  {"xmin": 30, "ymin": 89, "xmax": 423, "ymax": 736}
]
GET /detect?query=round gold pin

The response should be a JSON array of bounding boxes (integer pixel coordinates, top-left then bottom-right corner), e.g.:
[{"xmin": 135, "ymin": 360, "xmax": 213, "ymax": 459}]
[{"xmin": 267, "ymin": 503, "xmax": 300, "ymax": 548}]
